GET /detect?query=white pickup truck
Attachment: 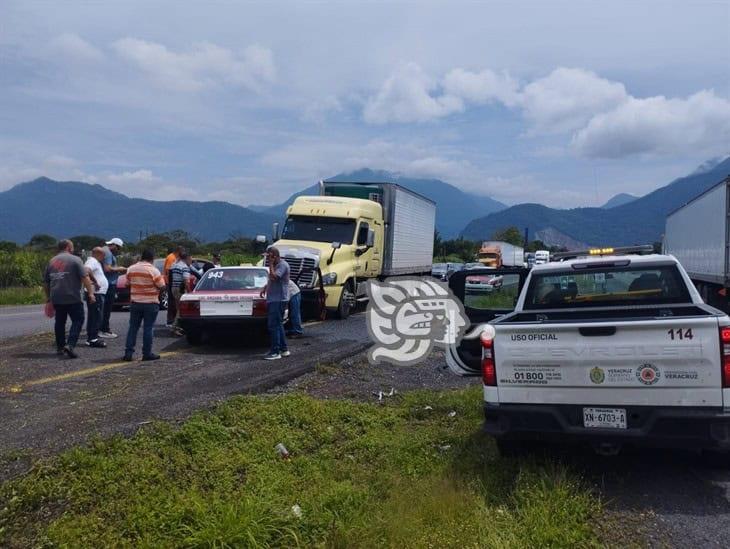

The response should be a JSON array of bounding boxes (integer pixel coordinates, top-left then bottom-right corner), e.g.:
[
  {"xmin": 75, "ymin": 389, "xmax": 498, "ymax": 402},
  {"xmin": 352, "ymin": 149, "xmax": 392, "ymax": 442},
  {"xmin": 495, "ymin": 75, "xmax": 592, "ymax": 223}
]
[{"xmin": 447, "ymin": 247, "xmax": 730, "ymax": 455}]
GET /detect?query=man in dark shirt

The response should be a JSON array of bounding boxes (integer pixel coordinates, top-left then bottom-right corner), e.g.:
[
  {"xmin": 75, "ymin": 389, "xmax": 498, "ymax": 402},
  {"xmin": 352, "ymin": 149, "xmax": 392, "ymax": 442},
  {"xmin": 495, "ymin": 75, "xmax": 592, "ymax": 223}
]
[{"xmin": 44, "ymin": 239, "xmax": 95, "ymax": 358}]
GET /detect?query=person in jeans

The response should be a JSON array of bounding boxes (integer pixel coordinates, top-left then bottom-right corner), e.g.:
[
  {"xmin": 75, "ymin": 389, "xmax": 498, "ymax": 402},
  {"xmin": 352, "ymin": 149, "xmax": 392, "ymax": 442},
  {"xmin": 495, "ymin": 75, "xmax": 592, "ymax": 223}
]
[
  {"xmin": 286, "ymin": 279, "xmax": 303, "ymax": 338},
  {"xmin": 163, "ymin": 246, "xmax": 183, "ymax": 328},
  {"xmin": 84, "ymin": 247, "xmax": 108, "ymax": 348},
  {"xmin": 123, "ymin": 249, "xmax": 166, "ymax": 361},
  {"xmin": 168, "ymin": 251, "xmax": 193, "ymax": 334},
  {"xmin": 100, "ymin": 237, "xmax": 127, "ymax": 339},
  {"xmin": 43, "ymin": 239, "xmax": 95, "ymax": 358},
  {"xmin": 260, "ymin": 247, "xmax": 290, "ymax": 360}
]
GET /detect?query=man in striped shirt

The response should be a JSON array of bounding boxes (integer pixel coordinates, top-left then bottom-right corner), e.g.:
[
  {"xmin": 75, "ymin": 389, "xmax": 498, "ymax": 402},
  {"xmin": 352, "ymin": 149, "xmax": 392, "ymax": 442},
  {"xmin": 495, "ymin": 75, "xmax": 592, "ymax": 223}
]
[{"xmin": 123, "ymin": 249, "xmax": 166, "ymax": 361}]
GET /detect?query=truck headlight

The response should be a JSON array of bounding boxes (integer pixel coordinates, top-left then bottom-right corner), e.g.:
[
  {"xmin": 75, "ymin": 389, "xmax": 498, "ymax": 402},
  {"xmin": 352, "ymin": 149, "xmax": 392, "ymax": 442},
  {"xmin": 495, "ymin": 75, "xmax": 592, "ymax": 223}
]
[{"xmin": 322, "ymin": 272, "xmax": 338, "ymax": 285}]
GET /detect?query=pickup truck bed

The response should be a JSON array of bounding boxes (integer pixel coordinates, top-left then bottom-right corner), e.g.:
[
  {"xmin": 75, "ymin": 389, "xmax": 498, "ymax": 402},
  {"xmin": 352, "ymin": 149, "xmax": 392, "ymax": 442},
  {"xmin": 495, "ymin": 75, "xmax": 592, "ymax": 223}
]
[{"xmin": 447, "ymin": 253, "xmax": 730, "ymax": 453}]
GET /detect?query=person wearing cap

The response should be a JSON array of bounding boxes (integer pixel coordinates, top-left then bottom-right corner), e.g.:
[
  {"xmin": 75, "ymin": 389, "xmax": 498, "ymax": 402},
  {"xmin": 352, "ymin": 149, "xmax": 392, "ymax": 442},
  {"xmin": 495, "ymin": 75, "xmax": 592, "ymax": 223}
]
[{"xmin": 99, "ymin": 237, "xmax": 127, "ymax": 338}]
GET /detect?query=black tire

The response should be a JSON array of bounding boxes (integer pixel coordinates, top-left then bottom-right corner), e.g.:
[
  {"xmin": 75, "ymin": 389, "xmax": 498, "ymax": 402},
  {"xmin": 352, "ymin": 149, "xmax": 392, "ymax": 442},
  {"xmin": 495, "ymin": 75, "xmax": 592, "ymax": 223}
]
[
  {"xmin": 336, "ymin": 281, "xmax": 355, "ymax": 319},
  {"xmin": 186, "ymin": 329, "xmax": 203, "ymax": 345}
]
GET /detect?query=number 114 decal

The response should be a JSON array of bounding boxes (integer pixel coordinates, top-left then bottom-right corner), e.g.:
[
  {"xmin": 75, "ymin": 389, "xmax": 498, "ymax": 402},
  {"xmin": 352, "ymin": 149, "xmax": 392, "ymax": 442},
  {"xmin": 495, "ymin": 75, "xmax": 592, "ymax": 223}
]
[{"xmin": 668, "ymin": 328, "xmax": 693, "ymax": 340}]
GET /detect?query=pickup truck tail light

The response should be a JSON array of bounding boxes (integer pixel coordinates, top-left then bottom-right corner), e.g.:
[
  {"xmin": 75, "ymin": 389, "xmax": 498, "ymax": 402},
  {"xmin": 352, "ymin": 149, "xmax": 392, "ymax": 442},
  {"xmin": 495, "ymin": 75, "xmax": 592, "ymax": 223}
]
[
  {"xmin": 480, "ymin": 330, "xmax": 497, "ymax": 386},
  {"xmin": 721, "ymin": 327, "xmax": 730, "ymax": 387}
]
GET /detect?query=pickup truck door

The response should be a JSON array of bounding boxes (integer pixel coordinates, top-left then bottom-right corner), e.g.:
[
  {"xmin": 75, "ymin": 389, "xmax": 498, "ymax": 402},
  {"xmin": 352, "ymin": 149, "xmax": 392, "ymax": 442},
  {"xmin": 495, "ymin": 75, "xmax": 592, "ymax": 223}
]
[{"xmin": 446, "ymin": 267, "xmax": 528, "ymax": 376}]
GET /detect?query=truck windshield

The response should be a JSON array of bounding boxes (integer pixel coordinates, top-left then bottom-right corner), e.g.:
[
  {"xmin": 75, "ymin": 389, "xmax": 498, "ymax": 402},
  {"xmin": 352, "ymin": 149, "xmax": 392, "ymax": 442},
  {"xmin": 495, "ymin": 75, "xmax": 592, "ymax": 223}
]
[
  {"xmin": 479, "ymin": 253, "xmax": 498, "ymax": 259},
  {"xmin": 524, "ymin": 265, "xmax": 691, "ymax": 309},
  {"xmin": 282, "ymin": 216, "xmax": 356, "ymax": 244}
]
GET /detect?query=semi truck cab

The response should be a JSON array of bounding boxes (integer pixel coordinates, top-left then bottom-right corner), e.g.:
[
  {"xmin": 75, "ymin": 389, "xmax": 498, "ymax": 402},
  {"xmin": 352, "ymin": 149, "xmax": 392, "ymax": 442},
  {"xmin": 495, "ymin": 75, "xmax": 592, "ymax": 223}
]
[{"xmin": 267, "ymin": 180, "xmax": 435, "ymax": 319}]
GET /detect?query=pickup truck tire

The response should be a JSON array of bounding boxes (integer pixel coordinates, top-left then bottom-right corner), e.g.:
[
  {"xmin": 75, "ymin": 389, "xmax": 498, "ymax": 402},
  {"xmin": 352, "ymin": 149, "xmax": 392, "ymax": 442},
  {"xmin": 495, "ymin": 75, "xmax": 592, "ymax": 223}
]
[
  {"xmin": 336, "ymin": 281, "xmax": 355, "ymax": 319},
  {"xmin": 495, "ymin": 438, "xmax": 527, "ymax": 457}
]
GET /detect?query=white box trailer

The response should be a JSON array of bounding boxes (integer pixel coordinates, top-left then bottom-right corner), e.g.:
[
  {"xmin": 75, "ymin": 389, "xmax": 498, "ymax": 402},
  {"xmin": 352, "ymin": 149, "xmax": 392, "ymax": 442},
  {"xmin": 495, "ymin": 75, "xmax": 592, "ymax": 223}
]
[
  {"xmin": 665, "ymin": 176, "xmax": 729, "ymax": 308},
  {"xmin": 321, "ymin": 181, "xmax": 436, "ymax": 276}
]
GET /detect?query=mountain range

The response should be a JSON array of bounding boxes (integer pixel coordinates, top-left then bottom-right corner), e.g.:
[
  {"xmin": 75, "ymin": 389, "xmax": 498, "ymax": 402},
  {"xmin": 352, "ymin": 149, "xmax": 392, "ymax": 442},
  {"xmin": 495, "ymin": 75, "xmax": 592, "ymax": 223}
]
[
  {"xmin": 1, "ymin": 158, "xmax": 727, "ymax": 247},
  {"xmin": 461, "ymin": 156, "xmax": 730, "ymax": 246},
  {"xmin": 601, "ymin": 193, "xmax": 637, "ymax": 208},
  {"xmin": 0, "ymin": 178, "xmax": 278, "ymax": 244},
  {"xmin": 0, "ymin": 169, "xmax": 505, "ymax": 243}
]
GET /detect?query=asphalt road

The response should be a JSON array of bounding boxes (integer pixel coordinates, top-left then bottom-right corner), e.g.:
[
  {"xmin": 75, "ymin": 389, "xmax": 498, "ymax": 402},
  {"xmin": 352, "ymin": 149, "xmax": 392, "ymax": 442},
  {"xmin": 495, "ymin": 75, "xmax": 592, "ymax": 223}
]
[
  {"xmin": 0, "ymin": 308, "xmax": 370, "ymax": 474},
  {"xmin": 0, "ymin": 304, "xmax": 134, "ymax": 342}
]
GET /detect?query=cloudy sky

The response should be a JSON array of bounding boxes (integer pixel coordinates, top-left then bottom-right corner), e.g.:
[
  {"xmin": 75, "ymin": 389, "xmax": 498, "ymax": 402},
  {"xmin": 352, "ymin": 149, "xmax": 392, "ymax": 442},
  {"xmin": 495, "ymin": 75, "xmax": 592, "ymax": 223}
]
[{"xmin": 1, "ymin": 0, "xmax": 728, "ymax": 208}]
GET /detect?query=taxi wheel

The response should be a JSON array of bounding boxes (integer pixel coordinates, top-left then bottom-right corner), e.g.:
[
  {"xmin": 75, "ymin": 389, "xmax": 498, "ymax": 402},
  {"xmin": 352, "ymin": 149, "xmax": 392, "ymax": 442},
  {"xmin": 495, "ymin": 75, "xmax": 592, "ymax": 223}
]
[{"xmin": 186, "ymin": 329, "xmax": 203, "ymax": 345}]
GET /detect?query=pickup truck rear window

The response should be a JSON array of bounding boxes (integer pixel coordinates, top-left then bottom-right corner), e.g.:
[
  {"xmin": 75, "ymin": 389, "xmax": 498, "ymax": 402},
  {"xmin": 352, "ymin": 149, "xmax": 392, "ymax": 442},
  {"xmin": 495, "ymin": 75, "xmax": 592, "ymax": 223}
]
[{"xmin": 523, "ymin": 265, "xmax": 691, "ymax": 309}]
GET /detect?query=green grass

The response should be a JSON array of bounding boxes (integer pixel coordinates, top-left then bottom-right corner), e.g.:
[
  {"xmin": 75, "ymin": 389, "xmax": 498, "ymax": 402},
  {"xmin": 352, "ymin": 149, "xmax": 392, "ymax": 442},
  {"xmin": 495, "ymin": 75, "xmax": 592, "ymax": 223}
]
[
  {"xmin": 465, "ymin": 286, "xmax": 518, "ymax": 309},
  {"xmin": 0, "ymin": 387, "xmax": 605, "ymax": 548},
  {"xmin": 0, "ymin": 286, "xmax": 45, "ymax": 306}
]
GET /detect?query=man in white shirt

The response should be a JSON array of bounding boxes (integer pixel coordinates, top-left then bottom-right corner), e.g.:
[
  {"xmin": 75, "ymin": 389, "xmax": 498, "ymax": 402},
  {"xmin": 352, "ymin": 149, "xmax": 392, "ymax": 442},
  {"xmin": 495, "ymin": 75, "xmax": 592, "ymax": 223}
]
[{"xmin": 84, "ymin": 247, "xmax": 109, "ymax": 348}]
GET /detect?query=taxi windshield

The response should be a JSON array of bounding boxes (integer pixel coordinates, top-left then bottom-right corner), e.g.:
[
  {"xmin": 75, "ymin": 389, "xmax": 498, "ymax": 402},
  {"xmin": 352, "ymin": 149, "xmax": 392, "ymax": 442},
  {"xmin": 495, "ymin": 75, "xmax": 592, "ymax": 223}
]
[
  {"xmin": 524, "ymin": 265, "xmax": 690, "ymax": 309},
  {"xmin": 196, "ymin": 268, "xmax": 268, "ymax": 291}
]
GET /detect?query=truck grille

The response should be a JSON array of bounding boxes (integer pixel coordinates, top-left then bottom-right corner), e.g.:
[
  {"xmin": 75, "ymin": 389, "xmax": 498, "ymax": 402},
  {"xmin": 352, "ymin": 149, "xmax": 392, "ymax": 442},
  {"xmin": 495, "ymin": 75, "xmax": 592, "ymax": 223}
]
[{"xmin": 265, "ymin": 256, "xmax": 317, "ymax": 288}]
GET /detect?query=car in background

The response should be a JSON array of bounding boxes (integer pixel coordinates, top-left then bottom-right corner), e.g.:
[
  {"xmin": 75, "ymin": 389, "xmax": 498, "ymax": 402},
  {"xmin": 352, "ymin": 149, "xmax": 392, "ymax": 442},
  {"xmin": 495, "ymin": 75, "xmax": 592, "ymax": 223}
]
[
  {"xmin": 114, "ymin": 257, "xmax": 215, "ymax": 310},
  {"xmin": 177, "ymin": 265, "xmax": 326, "ymax": 345},
  {"xmin": 431, "ymin": 263, "xmax": 450, "ymax": 281},
  {"xmin": 465, "ymin": 273, "xmax": 504, "ymax": 294},
  {"xmin": 432, "ymin": 262, "xmax": 466, "ymax": 281}
]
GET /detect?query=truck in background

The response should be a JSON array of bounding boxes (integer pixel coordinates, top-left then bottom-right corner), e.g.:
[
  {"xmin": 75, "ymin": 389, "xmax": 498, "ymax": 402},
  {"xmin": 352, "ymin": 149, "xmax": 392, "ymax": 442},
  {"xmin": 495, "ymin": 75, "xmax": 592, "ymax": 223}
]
[
  {"xmin": 534, "ymin": 250, "xmax": 550, "ymax": 265},
  {"xmin": 477, "ymin": 241, "xmax": 524, "ymax": 268},
  {"xmin": 268, "ymin": 180, "xmax": 436, "ymax": 318},
  {"xmin": 664, "ymin": 176, "xmax": 729, "ymax": 311}
]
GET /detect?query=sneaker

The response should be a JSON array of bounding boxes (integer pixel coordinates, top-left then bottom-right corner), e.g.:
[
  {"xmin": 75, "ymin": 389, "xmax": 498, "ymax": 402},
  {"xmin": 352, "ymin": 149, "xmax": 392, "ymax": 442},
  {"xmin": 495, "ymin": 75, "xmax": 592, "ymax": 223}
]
[
  {"xmin": 281, "ymin": 350, "xmax": 291, "ymax": 357},
  {"xmin": 56, "ymin": 347, "xmax": 64, "ymax": 356},
  {"xmin": 263, "ymin": 352, "xmax": 281, "ymax": 361},
  {"xmin": 165, "ymin": 323, "xmax": 173, "ymax": 329},
  {"xmin": 122, "ymin": 354, "xmax": 134, "ymax": 362},
  {"xmin": 85, "ymin": 339, "xmax": 107, "ymax": 348},
  {"xmin": 62, "ymin": 346, "xmax": 78, "ymax": 359},
  {"xmin": 142, "ymin": 353, "xmax": 161, "ymax": 361},
  {"xmin": 286, "ymin": 333, "xmax": 303, "ymax": 339},
  {"xmin": 99, "ymin": 331, "xmax": 118, "ymax": 339}
]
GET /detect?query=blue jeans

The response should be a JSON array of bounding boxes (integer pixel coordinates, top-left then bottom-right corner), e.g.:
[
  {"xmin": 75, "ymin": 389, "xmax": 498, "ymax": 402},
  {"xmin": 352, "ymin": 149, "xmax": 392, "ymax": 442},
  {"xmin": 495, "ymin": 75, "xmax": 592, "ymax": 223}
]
[
  {"xmin": 125, "ymin": 303, "xmax": 159, "ymax": 358},
  {"xmin": 287, "ymin": 293, "xmax": 303, "ymax": 335},
  {"xmin": 267, "ymin": 301, "xmax": 287, "ymax": 354},
  {"xmin": 53, "ymin": 302, "xmax": 85, "ymax": 350},
  {"xmin": 85, "ymin": 293, "xmax": 105, "ymax": 342}
]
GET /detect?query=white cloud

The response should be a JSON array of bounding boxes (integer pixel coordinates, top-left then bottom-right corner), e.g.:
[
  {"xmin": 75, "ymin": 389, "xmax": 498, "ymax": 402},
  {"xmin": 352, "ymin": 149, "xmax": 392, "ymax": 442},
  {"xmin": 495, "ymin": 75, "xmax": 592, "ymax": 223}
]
[
  {"xmin": 103, "ymin": 169, "xmax": 160, "ymax": 185},
  {"xmin": 442, "ymin": 68, "xmax": 519, "ymax": 107},
  {"xmin": 50, "ymin": 33, "xmax": 104, "ymax": 63},
  {"xmin": 572, "ymin": 90, "xmax": 730, "ymax": 158},
  {"xmin": 518, "ymin": 67, "xmax": 628, "ymax": 134},
  {"xmin": 363, "ymin": 63, "xmax": 464, "ymax": 124},
  {"xmin": 112, "ymin": 38, "xmax": 276, "ymax": 93}
]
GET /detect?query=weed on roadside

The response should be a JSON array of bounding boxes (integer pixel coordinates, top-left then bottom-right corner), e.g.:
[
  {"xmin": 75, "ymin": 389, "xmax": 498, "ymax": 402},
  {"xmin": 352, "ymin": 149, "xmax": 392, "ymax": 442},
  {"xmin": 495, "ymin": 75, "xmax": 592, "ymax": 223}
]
[{"xmin": 0, "ymin": 387, "xmax": 608, "ymax": 547}]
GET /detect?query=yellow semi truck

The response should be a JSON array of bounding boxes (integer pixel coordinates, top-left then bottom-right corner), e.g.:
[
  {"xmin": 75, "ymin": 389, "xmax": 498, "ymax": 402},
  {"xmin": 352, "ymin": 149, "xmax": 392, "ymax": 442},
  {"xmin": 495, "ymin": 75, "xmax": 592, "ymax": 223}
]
[{"xmin": 267, "ymin": 180, "xmax": 436, "ymax": 318}]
